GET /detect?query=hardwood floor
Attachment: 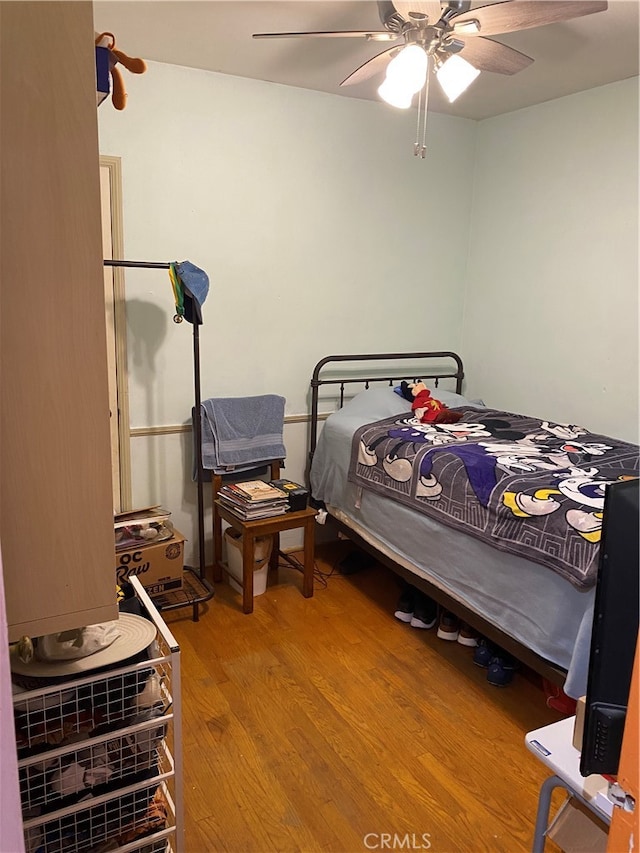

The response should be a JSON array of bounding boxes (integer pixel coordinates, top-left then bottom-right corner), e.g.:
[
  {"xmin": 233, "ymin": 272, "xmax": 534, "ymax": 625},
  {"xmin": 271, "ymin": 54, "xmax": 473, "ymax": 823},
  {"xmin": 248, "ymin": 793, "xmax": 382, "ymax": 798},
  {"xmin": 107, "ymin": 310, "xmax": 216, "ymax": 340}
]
[{"xmin": 165, "ymin": 542, "xmax": 567, "ymax": 852}]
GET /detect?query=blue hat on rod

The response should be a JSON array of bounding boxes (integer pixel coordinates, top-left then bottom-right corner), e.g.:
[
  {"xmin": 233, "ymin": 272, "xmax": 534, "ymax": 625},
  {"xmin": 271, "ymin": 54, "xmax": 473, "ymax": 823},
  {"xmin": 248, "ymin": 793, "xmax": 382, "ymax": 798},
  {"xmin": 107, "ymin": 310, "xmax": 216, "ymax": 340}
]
[{"xmin": 169, "ymin": 260, "xmax": 209, "ymax": 325}]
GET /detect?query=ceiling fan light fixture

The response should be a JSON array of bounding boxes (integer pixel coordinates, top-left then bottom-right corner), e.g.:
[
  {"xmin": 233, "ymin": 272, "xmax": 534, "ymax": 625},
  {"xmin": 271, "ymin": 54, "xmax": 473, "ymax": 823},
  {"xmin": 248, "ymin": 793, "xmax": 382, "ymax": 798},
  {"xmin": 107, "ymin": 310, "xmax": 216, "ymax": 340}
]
[
  {"xmin": 377, "ymin": 77, "xmax": 413, "ymax": 109},
  {"xmin": 252, "ymin": 0, "xmax": 611, "ymax": 157},
  {"xmin": 377, "ymin": 44, "xmax": 428, "ymax": 108},
  {"xmin": 385, "ymin": 44, "xmax": 428, "ymax": 92},
  {"xmin": 436, "ymin": 54, "xmax": 480, "ymax": 103}
]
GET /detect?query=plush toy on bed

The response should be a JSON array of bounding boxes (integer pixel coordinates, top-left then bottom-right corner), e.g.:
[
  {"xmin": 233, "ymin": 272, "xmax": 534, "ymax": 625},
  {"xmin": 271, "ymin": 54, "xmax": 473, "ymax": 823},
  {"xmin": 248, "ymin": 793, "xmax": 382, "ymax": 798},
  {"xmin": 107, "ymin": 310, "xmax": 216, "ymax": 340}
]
[{"xmin": 399, "ymin": 381, "xmax": 463, "ymax": 424}]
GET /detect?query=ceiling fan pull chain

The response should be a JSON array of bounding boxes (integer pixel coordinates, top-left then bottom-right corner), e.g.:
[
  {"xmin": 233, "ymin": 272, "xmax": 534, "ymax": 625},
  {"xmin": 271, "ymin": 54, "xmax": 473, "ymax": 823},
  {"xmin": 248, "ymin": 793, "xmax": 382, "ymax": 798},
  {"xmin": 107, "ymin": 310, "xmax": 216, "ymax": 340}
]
[
  {"xmin": 419, "ymin": 58, "xmax": 430, "ymax": 158},
  {"xmin": 414, "ymin": 85, "xmax": 423, "ymax": 156}
]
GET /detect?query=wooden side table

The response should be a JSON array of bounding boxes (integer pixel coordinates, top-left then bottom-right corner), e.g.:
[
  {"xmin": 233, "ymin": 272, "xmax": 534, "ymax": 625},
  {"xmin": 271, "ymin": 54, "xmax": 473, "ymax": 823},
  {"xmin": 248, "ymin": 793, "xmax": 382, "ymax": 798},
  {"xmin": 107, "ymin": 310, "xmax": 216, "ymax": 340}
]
[{"xmin": 214, "ymin": 501, "xmax": 317, "ymax": 614}]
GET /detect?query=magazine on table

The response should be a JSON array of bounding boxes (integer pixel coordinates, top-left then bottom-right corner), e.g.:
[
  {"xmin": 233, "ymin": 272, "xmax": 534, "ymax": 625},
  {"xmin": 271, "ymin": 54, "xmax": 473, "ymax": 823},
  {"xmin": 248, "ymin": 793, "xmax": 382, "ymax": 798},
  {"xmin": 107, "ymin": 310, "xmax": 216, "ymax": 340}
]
[{"xmin": 222, "ymin": 480, "xmax": 288, "ymax": 503}]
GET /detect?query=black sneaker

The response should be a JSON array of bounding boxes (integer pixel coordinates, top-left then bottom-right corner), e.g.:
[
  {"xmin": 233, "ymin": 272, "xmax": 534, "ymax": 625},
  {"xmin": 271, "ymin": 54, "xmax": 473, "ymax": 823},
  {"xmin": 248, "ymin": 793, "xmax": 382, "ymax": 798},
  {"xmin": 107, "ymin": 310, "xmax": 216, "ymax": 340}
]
[
  {"xmin": 410, "ymin": 593, "xmax": 438, "ymax": 629},
  {"xmin": 394, "ymin": 583, "xmax": 415, "ymax": 623}
]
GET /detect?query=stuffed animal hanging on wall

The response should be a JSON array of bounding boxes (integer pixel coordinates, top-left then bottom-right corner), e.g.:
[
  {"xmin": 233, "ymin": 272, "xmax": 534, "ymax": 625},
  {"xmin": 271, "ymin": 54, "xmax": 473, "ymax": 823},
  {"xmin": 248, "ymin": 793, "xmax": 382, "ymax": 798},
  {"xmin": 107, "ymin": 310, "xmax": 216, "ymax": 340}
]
[
  {"xmin": 95, "ymin": 32, "xmax": 147, "ymax": 110},
  {"xmin": 399, "ymin": 380, "xmax": 463, "ymax": 425}
]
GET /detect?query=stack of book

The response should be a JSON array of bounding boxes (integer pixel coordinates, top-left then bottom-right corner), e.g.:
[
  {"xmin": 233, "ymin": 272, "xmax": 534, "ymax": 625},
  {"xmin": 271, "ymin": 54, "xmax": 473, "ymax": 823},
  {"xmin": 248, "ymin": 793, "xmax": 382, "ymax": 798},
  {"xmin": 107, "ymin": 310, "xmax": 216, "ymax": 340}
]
[{"xmin": 218, "ymin": 480, "xmax": 289, "ymax": 520}]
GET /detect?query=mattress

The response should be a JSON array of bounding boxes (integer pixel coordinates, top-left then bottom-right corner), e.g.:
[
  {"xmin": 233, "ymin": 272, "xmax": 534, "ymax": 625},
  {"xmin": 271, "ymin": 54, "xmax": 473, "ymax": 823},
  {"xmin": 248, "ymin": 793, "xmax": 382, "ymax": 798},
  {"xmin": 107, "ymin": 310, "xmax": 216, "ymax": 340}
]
[{"xmin": 310, "ymin": 386, "xmax": 595, "ymax": 698}]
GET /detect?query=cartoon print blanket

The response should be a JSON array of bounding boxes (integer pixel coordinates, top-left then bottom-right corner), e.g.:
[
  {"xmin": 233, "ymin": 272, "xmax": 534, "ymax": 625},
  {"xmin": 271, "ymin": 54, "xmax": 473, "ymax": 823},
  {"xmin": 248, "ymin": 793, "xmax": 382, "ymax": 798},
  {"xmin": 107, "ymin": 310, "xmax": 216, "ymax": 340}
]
[{"xmin": 347, "ymin": 408, "xmax": 639, "ymax": 589}]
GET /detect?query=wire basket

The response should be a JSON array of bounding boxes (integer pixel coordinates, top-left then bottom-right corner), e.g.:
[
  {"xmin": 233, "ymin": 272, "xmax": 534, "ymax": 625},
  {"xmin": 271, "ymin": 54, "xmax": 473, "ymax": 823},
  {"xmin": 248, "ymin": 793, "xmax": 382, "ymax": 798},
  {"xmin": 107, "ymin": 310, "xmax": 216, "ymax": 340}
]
[{"xmin": 13, "ymin": 579, "xmax": 182, "ymax": 852}]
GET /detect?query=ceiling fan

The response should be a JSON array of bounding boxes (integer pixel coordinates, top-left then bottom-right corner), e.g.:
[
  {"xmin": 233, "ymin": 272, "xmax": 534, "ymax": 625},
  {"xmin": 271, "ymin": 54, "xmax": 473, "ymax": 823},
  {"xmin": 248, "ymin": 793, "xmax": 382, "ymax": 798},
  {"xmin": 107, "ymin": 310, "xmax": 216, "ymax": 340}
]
[{"xmin": 253, "ymin": 1, "xmax": 609, "ymax": 156}]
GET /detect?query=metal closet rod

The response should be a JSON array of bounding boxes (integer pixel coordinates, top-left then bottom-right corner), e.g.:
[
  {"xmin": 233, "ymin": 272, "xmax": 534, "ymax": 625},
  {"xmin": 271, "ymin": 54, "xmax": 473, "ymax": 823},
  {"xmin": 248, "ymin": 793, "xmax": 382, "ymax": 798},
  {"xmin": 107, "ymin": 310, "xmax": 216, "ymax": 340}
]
[{"xmin": 104, "ymin": 259, "xmax": 170, "ymax": 269}]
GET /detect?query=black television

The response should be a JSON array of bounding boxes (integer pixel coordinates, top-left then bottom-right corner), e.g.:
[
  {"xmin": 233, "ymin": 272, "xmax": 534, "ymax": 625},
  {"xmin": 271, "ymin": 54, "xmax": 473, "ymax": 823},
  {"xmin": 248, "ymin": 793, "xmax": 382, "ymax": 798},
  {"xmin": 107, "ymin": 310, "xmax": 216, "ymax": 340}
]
[{"xmin": 580, "ymin": 476, "xmax": 639, "ymax": 778}]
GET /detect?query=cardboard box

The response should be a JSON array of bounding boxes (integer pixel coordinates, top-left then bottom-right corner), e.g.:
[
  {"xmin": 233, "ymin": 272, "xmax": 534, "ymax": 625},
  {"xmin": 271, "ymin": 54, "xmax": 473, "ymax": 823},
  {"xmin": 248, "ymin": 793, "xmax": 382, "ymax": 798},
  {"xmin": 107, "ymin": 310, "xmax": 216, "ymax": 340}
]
[
  {"xmin": 547, "ymin": 797, "xmax": 608, "ymax": 853},
  {"xmin": 115, "ymin": 530, "xmax": 185, "ymax": 595},
  {"xmin": 573, "ymin": 696, "xmax": 587, "ymax": 750}
]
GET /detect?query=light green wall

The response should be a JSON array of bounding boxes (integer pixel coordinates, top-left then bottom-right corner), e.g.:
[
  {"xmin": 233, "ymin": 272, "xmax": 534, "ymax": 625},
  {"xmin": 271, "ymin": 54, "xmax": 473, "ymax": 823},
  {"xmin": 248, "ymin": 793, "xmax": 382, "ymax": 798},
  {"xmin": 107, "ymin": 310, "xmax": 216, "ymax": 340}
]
[
  {"xmin": 98, "ymin": 61, "xmax": 476, "ymax": 558},
  {"xmin": 99, "ymin": 65, "xmax": 639, "ymax": 563},
  {"xmin": 99, "ymin": 61, "xmax": 475, "ymax": 425},
  {"xmin": 462, "ymin": 77, "xmax": 639, "ymax": 443}
]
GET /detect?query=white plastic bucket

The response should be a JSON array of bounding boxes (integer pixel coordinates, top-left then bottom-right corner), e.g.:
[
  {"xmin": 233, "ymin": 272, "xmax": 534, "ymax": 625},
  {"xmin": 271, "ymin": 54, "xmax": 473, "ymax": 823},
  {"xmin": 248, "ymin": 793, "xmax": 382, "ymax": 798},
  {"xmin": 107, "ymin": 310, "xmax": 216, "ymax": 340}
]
[{"xmin": 224, "ymin": 528, "xmax": 272, "ymax": 596}]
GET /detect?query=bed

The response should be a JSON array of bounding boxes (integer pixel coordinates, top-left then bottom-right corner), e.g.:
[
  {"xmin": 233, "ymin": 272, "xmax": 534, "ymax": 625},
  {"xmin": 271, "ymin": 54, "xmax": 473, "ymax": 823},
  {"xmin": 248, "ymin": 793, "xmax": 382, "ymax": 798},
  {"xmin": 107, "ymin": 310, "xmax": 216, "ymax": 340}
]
[{"xmin": 308, "ymin": 351, "xmax": 639, "ymax": 696}]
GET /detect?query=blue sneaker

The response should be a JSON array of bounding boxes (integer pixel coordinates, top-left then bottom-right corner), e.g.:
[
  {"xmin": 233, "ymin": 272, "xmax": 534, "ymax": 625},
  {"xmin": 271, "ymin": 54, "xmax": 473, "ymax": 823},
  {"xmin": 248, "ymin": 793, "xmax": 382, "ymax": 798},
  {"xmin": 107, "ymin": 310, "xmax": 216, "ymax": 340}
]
[
  {"xmin": 473, "ymin": 639, "xmax": 495, "ymax": 668},
  {"xmin": 486, "ymin": 654, "xmax": 517, "ymax": 687}
]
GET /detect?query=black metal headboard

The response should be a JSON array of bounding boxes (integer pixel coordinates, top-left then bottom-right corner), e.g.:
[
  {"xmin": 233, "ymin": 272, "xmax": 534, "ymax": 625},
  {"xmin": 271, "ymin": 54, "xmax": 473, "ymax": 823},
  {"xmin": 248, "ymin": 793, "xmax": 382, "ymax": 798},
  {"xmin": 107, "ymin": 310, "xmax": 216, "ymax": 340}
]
[{"xmin": 309, "ymin": 351, "xmax": 464, "ymax": 465}]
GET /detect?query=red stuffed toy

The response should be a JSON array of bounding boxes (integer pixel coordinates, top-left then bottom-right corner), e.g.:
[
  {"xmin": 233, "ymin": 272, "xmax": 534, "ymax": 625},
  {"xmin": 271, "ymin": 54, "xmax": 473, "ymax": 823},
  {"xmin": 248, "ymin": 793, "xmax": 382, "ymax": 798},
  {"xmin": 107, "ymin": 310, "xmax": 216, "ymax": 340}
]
[{"xmin": 400, "ymin": 381, "xmax": 463, "ymax": 424}]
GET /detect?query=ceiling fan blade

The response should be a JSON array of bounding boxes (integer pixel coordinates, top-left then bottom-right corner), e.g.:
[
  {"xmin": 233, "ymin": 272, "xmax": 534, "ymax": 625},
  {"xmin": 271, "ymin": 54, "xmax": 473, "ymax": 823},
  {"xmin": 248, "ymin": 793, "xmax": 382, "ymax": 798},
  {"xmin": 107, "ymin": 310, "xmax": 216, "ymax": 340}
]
[
  {"xmin": 458, "ymin": 37, "xmax": 533, "ymax": 75},
  {"xmin": 253, "ymin": 30, "xmax": 396, "ymax": 40},
  {"xmin": 452, "ymin": 1, "xmax": 608, "ymax": 37},
  {"xmin": 340, "ymin": 46, "xmax": 399, "ymax": 86},
  {"xmin": 392, "ymin": 1, "xmax": 443, "ymax": 24}
]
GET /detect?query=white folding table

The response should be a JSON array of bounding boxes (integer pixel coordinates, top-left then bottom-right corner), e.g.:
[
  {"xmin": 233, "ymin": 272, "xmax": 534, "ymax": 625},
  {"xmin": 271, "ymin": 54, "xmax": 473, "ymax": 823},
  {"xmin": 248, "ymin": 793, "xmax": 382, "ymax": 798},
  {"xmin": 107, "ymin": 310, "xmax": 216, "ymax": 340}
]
[{"xmin": 525, "ymin": 716, "xmax": 612, "ymax": 852}]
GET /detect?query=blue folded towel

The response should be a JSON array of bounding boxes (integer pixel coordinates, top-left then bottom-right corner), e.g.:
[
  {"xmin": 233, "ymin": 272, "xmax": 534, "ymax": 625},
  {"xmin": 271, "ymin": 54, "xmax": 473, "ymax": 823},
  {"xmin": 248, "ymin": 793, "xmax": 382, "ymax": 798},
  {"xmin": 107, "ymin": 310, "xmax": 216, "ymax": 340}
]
[{"xmin": 199, "ymin": 395, "xmax": 286, "ymax": 474}]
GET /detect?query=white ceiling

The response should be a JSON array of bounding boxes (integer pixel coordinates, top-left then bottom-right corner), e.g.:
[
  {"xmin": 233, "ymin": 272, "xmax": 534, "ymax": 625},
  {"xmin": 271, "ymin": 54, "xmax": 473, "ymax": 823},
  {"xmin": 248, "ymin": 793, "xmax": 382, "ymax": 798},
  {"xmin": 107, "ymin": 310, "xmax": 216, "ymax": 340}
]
[{"xmin": 94, "ymin": 0, "xmax": 640, "ymax": 120}]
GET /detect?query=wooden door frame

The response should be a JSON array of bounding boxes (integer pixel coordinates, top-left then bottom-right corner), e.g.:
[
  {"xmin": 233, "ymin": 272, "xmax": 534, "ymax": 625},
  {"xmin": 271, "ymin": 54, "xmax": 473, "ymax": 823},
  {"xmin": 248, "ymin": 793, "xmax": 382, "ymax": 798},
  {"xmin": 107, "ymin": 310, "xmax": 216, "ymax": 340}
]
[{"xmin": 100, "ymin": 155, "xmax": 132, "ymax": 510}]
